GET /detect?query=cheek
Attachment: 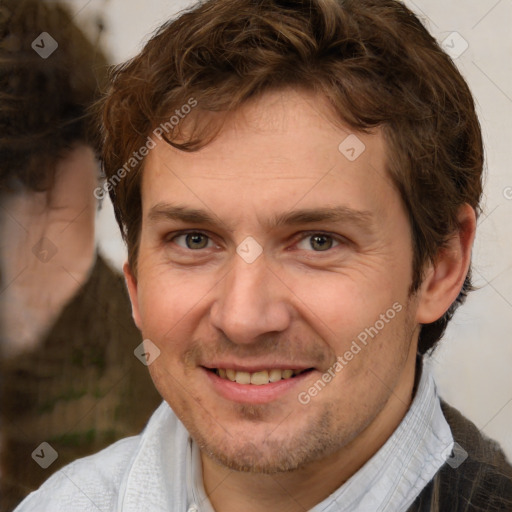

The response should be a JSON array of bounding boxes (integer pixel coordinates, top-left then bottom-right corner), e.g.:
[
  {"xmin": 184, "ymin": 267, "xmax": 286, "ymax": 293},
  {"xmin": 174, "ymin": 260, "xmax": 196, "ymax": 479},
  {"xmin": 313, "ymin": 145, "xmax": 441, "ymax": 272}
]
[
  {"xmin": 288, "ymin": 268, "xmax": 404, "ymax": 328},
  {"xmin": 287, "ymin": 272, "xmax": 412, "ymax": 380},
  {"xmin": 137, "ymin": 273, "xmax": 185, "ymax": 337},
  {"xmin": 136, "ymin": 264, "xmax": 217, "ymax": 347}
]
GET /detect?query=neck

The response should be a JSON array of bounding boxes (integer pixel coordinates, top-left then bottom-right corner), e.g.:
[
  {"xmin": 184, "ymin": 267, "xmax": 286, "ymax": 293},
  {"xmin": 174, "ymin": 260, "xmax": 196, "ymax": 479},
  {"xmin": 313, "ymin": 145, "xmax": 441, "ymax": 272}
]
[{"xmin": 201, "ymin": 342, "xmax": 419, "ymax": 512}]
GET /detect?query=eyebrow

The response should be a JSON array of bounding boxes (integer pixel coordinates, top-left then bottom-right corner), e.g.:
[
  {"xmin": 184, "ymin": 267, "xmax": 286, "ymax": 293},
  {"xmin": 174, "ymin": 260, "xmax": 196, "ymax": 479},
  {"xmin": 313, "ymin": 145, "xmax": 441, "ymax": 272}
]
[
  {"xmin": 270, "ymin": 206, "xmax": 374, "ymax": 230},
  {"xmin": 147, "ymin": 203, "xmax": 375, "ymax": 232}
]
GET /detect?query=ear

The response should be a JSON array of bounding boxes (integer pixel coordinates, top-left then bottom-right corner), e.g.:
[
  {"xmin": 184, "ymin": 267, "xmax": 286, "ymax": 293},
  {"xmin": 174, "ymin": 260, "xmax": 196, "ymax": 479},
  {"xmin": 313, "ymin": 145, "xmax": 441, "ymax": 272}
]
[
  {"xmin": 123, "ymin": 262, "xmax": 142, "ymax": 330},
  {"xmin": 415, "ymin": 203, "xmax": 477, "ymax": 324}
]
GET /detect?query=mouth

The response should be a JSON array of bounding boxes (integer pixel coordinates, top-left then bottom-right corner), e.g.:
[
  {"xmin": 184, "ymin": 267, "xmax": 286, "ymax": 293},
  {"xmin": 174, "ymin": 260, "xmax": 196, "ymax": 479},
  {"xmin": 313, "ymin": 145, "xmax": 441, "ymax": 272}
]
[
  {"xmin": 202, "ymin": 366, "xmax": 316, "ymax": 404},
  {"xmin": 207, "ymin": 367, "xmax": 314, "ymax": 385}
]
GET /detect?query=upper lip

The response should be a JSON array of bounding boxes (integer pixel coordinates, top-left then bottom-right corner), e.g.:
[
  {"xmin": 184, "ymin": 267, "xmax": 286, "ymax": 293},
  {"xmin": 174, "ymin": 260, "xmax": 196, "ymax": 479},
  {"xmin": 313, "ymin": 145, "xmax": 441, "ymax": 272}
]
[{"xmin": 202, "ymin": 363, "xmax": 314, "ymax": 373}]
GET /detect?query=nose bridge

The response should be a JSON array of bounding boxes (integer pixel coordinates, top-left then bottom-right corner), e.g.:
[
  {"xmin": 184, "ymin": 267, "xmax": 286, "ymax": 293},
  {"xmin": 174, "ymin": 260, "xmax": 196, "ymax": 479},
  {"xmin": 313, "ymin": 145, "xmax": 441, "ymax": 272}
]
[{"xmin": 211, "ymin": 255, "xmax": 289, "ymax": 343}]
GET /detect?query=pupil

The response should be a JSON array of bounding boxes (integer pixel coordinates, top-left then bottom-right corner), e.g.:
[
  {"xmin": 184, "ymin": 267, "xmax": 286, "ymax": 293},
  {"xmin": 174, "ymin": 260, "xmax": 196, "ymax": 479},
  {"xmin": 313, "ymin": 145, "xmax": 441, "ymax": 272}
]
[
  {"xmin": 311, "ymin": 234, "xmax": 332, "ymax": 251},
  {"xmin": 187, "ymin": 233, "xmax": 207, "ymax": 249}
]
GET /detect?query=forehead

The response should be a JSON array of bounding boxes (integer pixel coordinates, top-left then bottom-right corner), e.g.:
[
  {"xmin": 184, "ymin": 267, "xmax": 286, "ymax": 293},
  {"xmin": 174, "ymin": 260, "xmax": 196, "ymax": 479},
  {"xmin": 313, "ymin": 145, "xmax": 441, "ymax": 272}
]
[{"xmin": 141, "ymin": 89, "xmax": 394, "ymax": 224}]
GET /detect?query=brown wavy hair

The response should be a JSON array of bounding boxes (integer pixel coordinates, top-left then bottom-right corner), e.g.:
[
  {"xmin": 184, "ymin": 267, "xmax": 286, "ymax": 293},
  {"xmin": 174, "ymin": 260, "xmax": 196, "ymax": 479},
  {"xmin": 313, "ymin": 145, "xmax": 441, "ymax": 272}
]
[
  {"xmin": 99, "ymin": 0, "xmax": 484, "ymax": 354},
  {"xmin": 0, "ymin": 0, "xmax": 109, "ymax": 193}
]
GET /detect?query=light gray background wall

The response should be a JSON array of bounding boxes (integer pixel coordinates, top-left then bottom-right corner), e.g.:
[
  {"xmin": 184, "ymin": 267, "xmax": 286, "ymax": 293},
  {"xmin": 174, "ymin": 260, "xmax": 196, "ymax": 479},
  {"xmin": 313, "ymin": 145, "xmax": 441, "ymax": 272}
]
[{"xmin": 73, "ymin": 0, "xmax": 512, "ymax": 458}]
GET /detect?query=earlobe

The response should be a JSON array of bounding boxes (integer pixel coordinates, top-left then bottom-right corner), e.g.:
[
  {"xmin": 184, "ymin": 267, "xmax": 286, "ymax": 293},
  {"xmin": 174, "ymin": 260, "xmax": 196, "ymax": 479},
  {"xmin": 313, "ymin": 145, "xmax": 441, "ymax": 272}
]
[
  {"xmin": 415, "ymin": 204, "xmax": 477, "ymax": 325},
  {"xmin": 123, "ymin": 262, "xmax": 142, "ymax": 330}
]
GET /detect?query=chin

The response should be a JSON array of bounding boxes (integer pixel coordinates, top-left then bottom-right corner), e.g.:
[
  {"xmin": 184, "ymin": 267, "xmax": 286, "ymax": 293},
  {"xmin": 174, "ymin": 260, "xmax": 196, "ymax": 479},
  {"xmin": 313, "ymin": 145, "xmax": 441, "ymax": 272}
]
[{"xmin": 193, "ymin": 410, "xmax": 342, "ymax": 475}]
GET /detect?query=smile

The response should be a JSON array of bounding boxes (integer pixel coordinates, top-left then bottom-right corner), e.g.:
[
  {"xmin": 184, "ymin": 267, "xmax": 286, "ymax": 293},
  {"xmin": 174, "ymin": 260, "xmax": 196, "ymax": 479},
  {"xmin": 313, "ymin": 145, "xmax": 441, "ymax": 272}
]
[{"xmin": 213, "ymin": 368, "xmax": 311, "ymax": 385}]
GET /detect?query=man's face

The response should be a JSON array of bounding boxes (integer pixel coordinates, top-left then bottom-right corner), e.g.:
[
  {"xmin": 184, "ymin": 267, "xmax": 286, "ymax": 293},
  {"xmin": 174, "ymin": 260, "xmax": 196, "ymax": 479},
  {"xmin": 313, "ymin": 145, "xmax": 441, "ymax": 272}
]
[{"xmin": 126, "ymin": 89, "xmax": 421, "ymax": 473}]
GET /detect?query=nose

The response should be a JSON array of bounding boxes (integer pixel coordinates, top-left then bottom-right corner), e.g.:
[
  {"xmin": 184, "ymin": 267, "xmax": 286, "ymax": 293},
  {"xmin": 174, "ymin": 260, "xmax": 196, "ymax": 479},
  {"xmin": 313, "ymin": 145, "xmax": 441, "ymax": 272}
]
[{"xmin": 209, "ymin": 254, "xmax": 291, "ymax": 344}]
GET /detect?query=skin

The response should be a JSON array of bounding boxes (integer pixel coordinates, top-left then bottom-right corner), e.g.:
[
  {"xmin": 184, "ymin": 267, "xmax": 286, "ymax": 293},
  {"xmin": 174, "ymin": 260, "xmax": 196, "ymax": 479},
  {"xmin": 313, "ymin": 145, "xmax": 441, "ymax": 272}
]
[
  {"xmin": 124, "ymin": 88, "xmax": 476, "ymax": 511},
  {"xmin": 0, "ymin": 145, "xmax": 98, "ymax": 357}
]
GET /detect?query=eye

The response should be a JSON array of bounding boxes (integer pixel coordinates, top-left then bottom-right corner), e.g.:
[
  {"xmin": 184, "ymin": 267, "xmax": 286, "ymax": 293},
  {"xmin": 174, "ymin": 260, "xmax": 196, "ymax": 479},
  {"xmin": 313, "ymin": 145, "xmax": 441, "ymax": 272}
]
[
  {"xmin": 296, "ymin": 233, "xmax": 341, "ymax": 252},
  {"xmin": 172, "ymin": 232, "xmax": 215, "ymax": 250}
]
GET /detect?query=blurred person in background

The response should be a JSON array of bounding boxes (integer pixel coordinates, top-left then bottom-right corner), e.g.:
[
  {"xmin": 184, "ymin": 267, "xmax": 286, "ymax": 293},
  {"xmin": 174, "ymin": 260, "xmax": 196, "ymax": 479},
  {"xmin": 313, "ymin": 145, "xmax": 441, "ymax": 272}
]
[{"xmin": 0, "ymin": 1, "xmax": 161, "ymax": 509}]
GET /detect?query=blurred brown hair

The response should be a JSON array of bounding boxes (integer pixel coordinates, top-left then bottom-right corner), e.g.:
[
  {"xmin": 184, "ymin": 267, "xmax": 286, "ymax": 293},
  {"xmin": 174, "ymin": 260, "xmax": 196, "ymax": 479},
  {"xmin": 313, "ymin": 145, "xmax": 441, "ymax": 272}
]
[
  {"xmin": 99, "ymin": 0, "xmax": 484, "ymax": 354},
  {"xmin": 0, "ymin": 0, "xmax": 109, "ymax": 193}
]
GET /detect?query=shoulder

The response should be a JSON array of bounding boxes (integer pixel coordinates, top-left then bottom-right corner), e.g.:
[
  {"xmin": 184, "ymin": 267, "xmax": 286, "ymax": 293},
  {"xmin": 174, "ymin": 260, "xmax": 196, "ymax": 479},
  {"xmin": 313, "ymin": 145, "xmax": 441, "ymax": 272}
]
[
  {"xmin": 14, "ymin": 401, "xmax": 176, "ymax": 512},
  {"xmin": 411, "ymin": 401, "xmax": 512, "ymax": 511},
  {"xmin": 14, "ymin": 435, "xmax": 141, "ymax": 512},
  {"xmin": 440, "ymin": 401, "xmax": 512, "ymax": 510}
]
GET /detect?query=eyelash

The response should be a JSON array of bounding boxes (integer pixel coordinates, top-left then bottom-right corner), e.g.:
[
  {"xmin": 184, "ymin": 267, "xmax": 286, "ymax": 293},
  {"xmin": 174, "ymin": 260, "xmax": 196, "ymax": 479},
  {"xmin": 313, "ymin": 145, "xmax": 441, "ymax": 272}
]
[{"xmin": 166, "ymin": 230, "xmax": 347, "ymax": 253}]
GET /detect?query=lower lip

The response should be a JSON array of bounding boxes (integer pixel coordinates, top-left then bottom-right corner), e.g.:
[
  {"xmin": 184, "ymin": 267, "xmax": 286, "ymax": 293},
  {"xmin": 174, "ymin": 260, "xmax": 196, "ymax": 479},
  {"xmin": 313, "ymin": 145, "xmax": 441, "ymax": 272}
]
[{"xmin": 202, "ymin": 367, "xmax": 316, "ymax": 404}]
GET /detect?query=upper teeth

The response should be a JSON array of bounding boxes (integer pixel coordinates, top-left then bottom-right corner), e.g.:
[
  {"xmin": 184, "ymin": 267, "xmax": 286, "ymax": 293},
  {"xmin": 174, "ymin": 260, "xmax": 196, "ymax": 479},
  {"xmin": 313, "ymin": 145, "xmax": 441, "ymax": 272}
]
[{"xmin": 216, "ymin": 368, "xmax": 304, "ymax": 385}]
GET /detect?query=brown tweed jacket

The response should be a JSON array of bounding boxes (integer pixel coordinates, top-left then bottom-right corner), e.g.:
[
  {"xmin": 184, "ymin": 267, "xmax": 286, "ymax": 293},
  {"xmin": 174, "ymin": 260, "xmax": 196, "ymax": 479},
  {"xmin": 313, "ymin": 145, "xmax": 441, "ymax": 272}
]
[{"xmin": 407, "ymin": 401, "xmax": 512, "ymax": 512}]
